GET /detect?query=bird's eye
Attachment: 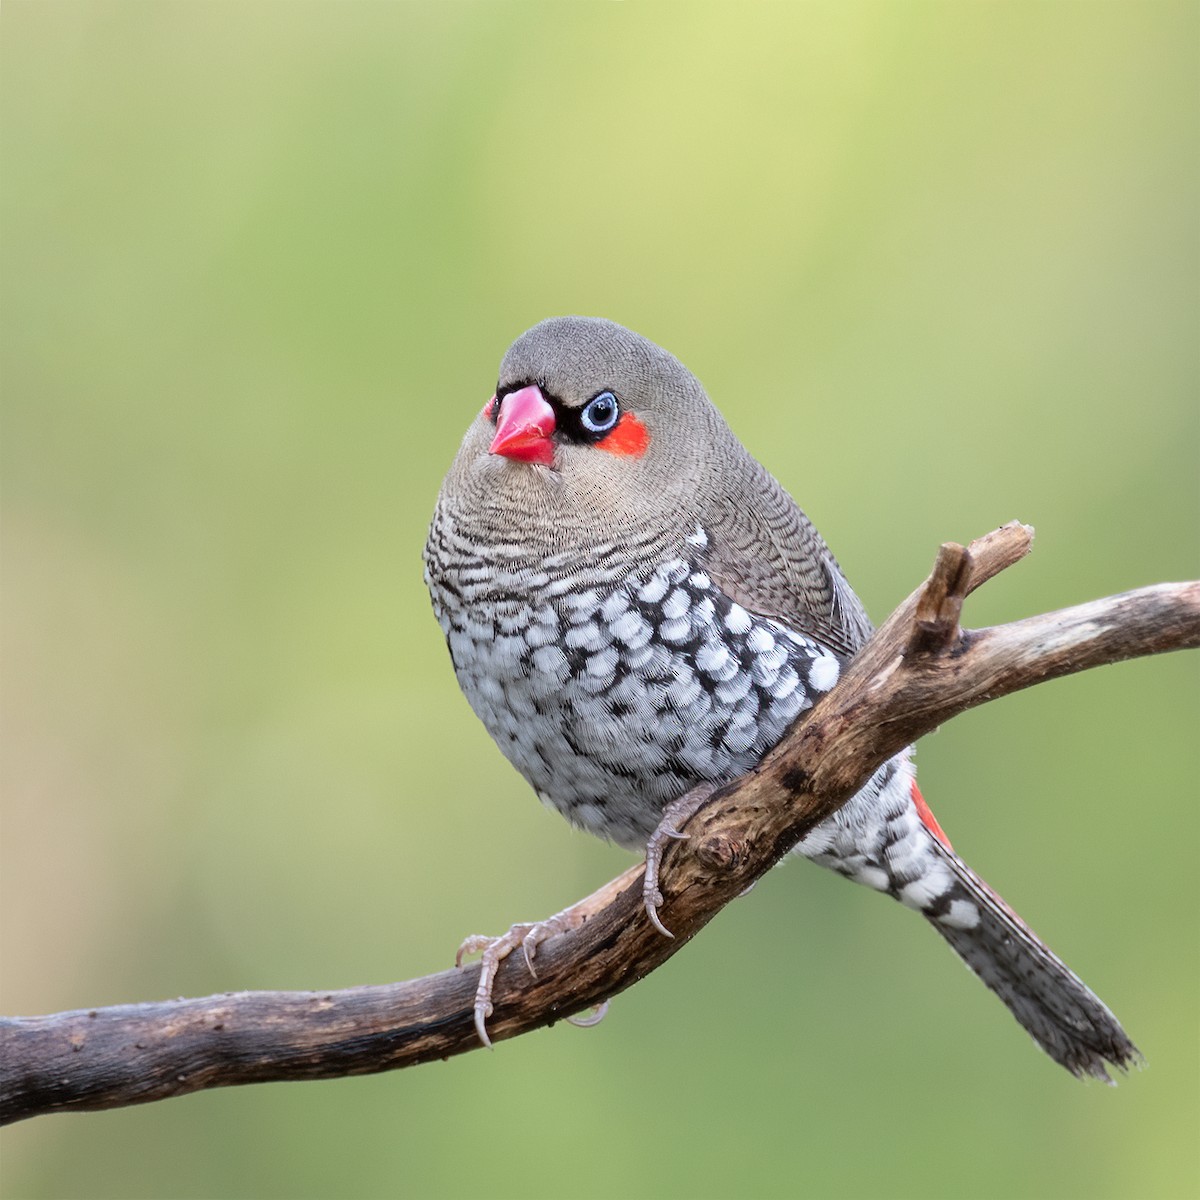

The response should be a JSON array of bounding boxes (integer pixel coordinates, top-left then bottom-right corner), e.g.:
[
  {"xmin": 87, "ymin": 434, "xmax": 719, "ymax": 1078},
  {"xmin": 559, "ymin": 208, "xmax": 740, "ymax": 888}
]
[{"xmin": 580, "ymin": 391, "xmax": 620, "ymax": 435}]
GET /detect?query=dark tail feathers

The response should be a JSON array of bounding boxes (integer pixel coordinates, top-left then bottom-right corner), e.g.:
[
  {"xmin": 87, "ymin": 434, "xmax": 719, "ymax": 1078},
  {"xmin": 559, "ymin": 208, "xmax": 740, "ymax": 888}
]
[{"xmin": 928, "ymin": 843, "xmax": 1140, "ymax": 1083}]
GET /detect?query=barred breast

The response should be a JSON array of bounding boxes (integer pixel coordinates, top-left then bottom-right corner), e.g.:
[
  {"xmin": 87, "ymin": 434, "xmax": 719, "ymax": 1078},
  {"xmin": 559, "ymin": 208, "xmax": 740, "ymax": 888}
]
[{"xmin": 425, "ymin": 515, "xmax": 848, "ymax": 850}]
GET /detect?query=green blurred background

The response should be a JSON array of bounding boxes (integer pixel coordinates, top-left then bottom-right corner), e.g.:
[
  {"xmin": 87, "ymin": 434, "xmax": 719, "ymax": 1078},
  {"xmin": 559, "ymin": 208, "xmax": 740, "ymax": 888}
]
[{"xmin": 2, "ymin": 3, "xmax": 1197, "ymax": 1198}]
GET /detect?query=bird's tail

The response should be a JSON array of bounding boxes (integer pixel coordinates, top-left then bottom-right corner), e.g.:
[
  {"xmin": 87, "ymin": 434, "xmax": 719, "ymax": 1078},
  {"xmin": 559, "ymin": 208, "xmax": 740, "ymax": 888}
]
[
  {"xmin": 922, "ymin": 839, "xmax": 1140, "ymax": 1083},
  {"xmin": 798, "ymin": 761, "xmax": 1139, "ymax": 1080}
]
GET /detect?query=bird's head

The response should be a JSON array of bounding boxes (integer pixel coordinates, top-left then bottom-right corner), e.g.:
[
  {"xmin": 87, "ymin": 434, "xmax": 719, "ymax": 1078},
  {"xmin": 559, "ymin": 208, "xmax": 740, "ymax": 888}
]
[{"xmin": 441, "ymin": 316, "xmax": 731, "ymax": 548}]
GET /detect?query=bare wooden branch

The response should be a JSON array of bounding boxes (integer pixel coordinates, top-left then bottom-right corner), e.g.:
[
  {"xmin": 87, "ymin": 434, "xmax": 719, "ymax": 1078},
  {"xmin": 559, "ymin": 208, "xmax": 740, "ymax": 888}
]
[{"xmin": 3, "ymin": 523, "xmax": 1196, "ymax": 1124}]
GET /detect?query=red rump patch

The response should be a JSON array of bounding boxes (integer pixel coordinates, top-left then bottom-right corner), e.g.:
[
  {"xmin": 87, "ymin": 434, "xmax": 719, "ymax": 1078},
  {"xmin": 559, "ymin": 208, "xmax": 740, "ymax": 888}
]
[
  {"xmin": 599, "ymin": 412, "xmax": 650, "ymax": 458},
  {"xmin": 911, "ymin": 781, "xmax": 952, "ymax": 850}
]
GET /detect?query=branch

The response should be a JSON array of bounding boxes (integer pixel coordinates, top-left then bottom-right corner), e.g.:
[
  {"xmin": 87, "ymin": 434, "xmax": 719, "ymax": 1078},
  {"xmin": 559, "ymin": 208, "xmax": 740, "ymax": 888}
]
[{"xmin": 3, "ymin": 523, "xmax": 1197, "ymax": 1123}]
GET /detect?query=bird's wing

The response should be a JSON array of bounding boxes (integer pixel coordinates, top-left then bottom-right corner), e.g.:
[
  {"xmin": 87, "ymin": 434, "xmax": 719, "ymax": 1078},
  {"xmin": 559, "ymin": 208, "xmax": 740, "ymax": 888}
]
[{"xmin": 700, "ymin": 458, "xmax": 874, "ymax": 659}]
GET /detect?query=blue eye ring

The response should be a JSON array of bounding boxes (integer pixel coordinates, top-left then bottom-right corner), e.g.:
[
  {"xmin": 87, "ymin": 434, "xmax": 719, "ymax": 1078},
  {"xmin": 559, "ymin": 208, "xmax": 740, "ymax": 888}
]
[{"xmin": 581, "ymin": 391, "xmax": 620, "ymax": 435}]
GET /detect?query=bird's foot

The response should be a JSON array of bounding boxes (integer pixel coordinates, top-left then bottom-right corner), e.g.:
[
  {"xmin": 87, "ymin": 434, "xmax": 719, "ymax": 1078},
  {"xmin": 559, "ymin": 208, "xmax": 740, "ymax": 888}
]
[
  {"xmin": 642, "ymin": 782, "xmax": 718, "ymax": 937},
  {"xmin": 456, "ymin": 907, "xmax": 586, "ymax": 1048}
]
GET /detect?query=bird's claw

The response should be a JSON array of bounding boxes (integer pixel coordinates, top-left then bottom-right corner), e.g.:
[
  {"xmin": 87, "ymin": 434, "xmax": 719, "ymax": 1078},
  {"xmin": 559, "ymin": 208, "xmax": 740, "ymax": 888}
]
[
  {"xmin": 644, "ymin": 889, "xmax": 674, "ymax": 939},
  {"xmin": 567, "ymin": 999, "xmax": 610, "ymax": 1028},
  {"xmin": 642, "ymin": 782, "xmax": 718, "ymax": 938},
  {"xmin": 455, "ymin": 933, "xmax": 499, "ymax": 969},
  {"xmin": 455, "ymin": 909, "xmax": 584, "ymax": 1047}
]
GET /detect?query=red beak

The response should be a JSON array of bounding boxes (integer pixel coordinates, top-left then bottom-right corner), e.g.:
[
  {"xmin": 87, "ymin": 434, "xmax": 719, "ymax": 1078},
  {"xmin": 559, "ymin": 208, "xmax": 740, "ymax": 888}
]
[{"xmin": 488, "ymin": 385, "xmax": 556, "ymax": 466}]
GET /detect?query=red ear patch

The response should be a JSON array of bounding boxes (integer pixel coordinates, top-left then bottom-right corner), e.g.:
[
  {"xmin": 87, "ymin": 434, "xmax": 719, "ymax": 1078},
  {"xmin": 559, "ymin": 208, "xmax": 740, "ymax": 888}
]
[{"xmin": 599, "ymin": 412, "xmax": 650, "ymax": 458}]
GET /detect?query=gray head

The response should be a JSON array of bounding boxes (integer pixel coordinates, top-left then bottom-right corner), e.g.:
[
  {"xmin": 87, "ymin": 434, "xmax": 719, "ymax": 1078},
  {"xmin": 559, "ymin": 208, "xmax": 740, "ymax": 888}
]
[{"xmin": 438, "ymin": 316, "xmax": 741, "ymax": 551}]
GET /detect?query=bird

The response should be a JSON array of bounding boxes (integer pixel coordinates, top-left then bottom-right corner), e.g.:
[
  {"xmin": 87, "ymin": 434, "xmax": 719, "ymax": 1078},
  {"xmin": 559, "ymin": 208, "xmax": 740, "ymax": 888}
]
[{"xmin": 423, "ymin": 315, "xmax": 1138, "ymax": 1081}]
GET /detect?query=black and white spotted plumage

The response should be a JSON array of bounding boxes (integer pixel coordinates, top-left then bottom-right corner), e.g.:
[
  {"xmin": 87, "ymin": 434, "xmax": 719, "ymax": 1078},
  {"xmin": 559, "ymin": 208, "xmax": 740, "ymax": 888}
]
[
  {"xmin": 427, "ymin": 523, "xmax": 851, "ymax": 849},
  {"xmin": 424, "ymin": 315, "xmax": 1137, "ymax": 1081}
]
